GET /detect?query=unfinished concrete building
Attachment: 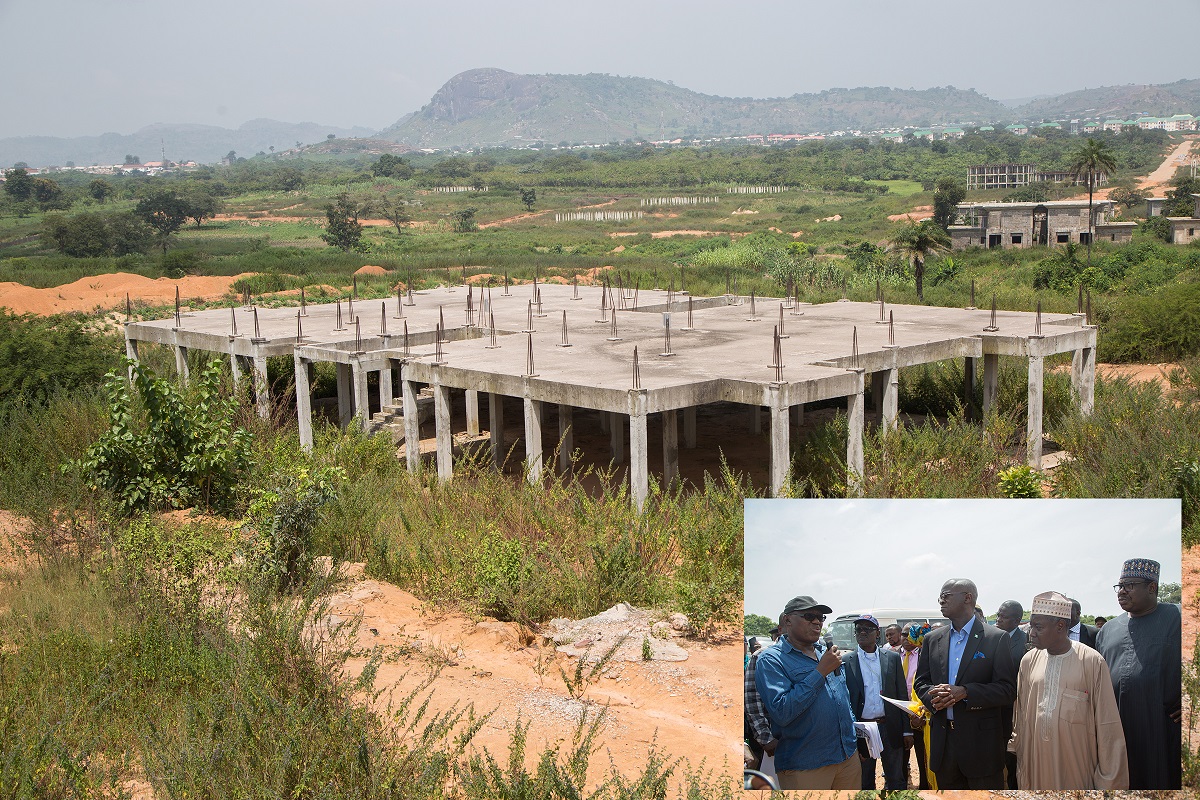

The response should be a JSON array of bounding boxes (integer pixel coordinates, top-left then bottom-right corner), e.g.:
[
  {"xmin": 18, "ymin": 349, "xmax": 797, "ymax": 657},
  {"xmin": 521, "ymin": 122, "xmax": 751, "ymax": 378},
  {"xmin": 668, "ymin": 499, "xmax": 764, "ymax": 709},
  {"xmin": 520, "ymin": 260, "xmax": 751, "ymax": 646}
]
[
  {"xmin": 1165, "ymin": 194, "xmax": 1200, "ymax": 245},
  {"xmin": 949, "ymin": 200, "xmax": 1136, "ymax": 250},
  {"xmin": 965, "ymin": 164, "xmax": 1107, "ymax": 192},
  {"xmin": 123, "ymin": 282, "xmax": 1097, "ymax": 508}
]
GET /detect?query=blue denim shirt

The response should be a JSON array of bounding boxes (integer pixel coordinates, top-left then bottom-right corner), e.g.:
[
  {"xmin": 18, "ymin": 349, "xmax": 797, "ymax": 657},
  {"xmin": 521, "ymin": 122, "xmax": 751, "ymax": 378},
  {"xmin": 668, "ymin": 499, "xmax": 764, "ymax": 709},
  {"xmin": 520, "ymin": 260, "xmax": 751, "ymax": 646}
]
[
  {"xmin": 754, "ymin": 635, "xmax": 857, "ymax": 772},
  {"xmin": 946, "ymin": 615, "xmax": 975, "ymax": 720}
]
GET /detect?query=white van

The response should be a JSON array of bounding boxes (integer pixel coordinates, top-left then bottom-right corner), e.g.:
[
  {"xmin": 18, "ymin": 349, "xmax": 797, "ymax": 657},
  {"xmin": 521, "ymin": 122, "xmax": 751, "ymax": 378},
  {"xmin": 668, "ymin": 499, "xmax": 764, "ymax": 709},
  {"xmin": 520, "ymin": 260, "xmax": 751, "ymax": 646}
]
[{"xmin": 829, "ymin": 608, "xmax": 951, "ymax": 652}]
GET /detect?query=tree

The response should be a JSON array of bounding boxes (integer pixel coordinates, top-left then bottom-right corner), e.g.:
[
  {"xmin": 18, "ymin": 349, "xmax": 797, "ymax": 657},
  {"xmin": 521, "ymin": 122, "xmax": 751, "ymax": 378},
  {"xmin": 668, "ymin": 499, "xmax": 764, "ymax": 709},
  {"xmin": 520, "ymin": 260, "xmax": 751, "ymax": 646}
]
[
  {"xmin": 134, "ymin": 191, "xmax": 191, "ymax": 252},
  {"xmin": 182, "ymin": 190, "xmax": 221, "ymax": 227},
  {"xmin": 932, "ymin": 177, "xmax": 965, "ymax": 229},
  {"xmin": 3, "ymin": 168, "xmax": 33, "ymax": 202},
  {"xmin": 88, "ymin": 178, "xmax": 114, "ymax": 203},
  {"xmin": 371, "ymin": 196, "xmax": 412, "ymax": 235},
  {"xmin": 451, "ymin": 207, "xmax": 478, "ymax": 233},
  {"xmin": 371, "ymin": 154, "xmax": 414, "ymax": 180},
  {"xmin": 1108, "ymin": 186, "xmax": 1149, "ymax": 210},
  {"xmin": 520, "ymin": 187, "xmax": 537, "ymax": 212},
  {"xmin": 887, "ymin": 219, "xmax": 950, "ymax": 302},
  {"xmin": 1158, "ymin": 582, "xmax": 1181, "ymax": 605},
  {"xmin": 1164, "ymin": 176, "xmax": 1200, "ymax": 217},
  {"xmin": 744, "ymin": 614, "xmax": 774, "ymax": 635},
  {"xmin": 124, "ymin": 154, "xmax": 141, "ymax": 165},
  {"xmin": 43, "ymin": 213, "xmax": 110, "ymax": 257},
  {"xmin": 1066, "ymin": 138, "xmax": 1117, "ymax": 270},
  {"xmin": 321, "ymin": 192, "xmax": 365, "ymax": 252},
  {"xmin": 32, "ymin": 178, "xmax": 69, "ymax": 211}
]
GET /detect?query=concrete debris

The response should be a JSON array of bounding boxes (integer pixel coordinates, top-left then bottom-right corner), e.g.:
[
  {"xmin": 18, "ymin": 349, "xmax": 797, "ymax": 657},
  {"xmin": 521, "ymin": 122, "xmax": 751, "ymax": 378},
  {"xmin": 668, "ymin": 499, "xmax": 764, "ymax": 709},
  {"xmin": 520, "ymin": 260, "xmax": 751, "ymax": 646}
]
[{"xmin": 545, "ymin": 603, "xmax": 690, "ymax": 663}]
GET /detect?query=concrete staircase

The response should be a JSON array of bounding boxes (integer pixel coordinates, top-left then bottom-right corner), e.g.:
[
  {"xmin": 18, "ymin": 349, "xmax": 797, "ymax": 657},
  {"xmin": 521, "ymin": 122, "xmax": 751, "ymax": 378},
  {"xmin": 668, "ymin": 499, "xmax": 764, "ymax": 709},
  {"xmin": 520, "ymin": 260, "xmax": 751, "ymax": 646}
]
[{"xmin": 367, "ymin": 389, "xmax": 433, "ymax": 445}]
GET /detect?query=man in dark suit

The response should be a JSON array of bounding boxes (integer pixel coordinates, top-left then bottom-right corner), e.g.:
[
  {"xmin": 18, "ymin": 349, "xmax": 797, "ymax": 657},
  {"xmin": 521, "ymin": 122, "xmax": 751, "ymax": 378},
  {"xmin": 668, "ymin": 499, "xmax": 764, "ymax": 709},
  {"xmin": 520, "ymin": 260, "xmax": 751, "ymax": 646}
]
[
  {"xmin": 843, "ymin": 614, "xmax": 910, "ymax": 790},
  {"xmin": 1068, "ymin": 598, "xmax": 1099, "ymax": 648},
  {"xmin": 915, "ymin": 579, "xmax": 1017, "ymax": 789},
  {"xmin": 995, "ymin": 599, "xmax": 1028, "ymax": 788}
]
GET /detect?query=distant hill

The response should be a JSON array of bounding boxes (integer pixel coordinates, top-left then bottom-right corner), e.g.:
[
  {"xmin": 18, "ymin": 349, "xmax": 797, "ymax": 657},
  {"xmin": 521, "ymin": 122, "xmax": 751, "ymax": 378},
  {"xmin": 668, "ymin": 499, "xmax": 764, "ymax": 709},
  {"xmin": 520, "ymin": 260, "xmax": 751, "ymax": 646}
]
[
  {"xmin": 1013, "ymin": 79, "xmax": 1200, "ymax": 121},
  {"xmin": 0, "ymin": 119, "xmax": 374, "ymax": 169},
  {"xmin": 377, "ymin": 69, "xmax": 1015, "ymax": 148}
]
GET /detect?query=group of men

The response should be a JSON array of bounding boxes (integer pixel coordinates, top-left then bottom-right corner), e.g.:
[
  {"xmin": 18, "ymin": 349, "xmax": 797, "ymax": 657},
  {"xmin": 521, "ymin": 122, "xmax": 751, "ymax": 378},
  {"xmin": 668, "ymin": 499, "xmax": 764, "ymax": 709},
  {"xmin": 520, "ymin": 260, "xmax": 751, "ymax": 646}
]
[{"xmin": 744, "ymin": 558, "xmax": 1181, "ymax": 791}]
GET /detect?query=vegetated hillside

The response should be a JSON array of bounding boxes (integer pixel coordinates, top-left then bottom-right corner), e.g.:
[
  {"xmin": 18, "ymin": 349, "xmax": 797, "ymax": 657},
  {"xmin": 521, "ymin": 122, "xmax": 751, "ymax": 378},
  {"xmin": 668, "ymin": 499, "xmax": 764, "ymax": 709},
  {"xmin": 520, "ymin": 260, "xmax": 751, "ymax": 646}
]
[
  {"xmin": 378, "ymin": 68, "xmax": 1015, "ymax": 147},
  {"xmin": 1015, "ymin": 79, "xmax": 1200, "ymax": 121},
  {"xmin": 0, "ymin": 119, "xmax": 374, "ymax": 168}
]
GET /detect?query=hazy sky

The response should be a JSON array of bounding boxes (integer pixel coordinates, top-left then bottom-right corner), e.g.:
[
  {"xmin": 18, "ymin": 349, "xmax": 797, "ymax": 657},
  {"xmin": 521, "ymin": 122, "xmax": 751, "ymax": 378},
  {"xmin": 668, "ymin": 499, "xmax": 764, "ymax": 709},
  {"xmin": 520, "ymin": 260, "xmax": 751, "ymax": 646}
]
[
  {"xmin": 2, "ymin": 0, "xmax": 1198, "ymax": 138},
  {"xmin": 744, "ymin": 499, "xmax": 1181, "ymax": 622}
]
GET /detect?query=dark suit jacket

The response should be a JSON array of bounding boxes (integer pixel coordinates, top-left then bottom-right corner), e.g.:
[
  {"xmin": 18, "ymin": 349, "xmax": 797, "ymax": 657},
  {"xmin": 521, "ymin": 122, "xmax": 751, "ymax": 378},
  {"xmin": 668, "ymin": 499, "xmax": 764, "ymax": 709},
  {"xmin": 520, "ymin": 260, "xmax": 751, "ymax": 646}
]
[
  {"xmin": 843, "ymin": 648, "xmax": 909, "ymax": 749},
  {"xmin": 1000, "ymin": 627, "xmax": 1028, "ymax": 738},
  {"xmin": 914, "ymin": 620, "xmax": 1016, "ymax": 778},
  {"xmin": 1077, "ymin": 623, "xmax": 1098, "ymax": 648}
]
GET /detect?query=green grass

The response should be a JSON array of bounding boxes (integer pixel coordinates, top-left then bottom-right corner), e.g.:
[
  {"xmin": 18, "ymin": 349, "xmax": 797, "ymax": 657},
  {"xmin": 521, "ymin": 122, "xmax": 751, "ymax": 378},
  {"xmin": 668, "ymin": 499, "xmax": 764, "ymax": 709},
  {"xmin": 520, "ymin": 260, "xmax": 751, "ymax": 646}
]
[{"xmin": 866, "ymin": 179, "xmax": 924, "ymax": 197}]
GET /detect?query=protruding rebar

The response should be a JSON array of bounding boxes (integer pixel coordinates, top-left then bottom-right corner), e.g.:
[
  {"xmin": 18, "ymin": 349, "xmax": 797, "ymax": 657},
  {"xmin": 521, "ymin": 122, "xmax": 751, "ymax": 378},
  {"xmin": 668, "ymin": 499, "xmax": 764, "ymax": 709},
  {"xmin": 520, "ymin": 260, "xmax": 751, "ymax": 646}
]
[
  {"xmin": 486, "ymin": 310, "xmax": 499, "ymax": 349},
  {"xmin": 394, "ymin": 286, "xmax": 404, "ymax": 319},
  {"xmin": 439, "ymin": 306, "xmax": 449, "ymax": 342},
  {"xmin": 772, "ymin": 326, "xmax": 784, "ymax": 383},
  {"xmin": 616, "ymin": 272, "xmax": 626, "ymax": 309},
  {"xmin": 984, "ymin": 295, "xmax": 999, "ymax": 332},
  {"xmin": 785, "ymin": 278, "xmax": 794, "ymax": 309},
  {"xmin": 352, "ymin": 275, "xmax": 358, "ymax": 300},
  {"xmin": 791, "ymin": 284, "xmax": 803, "ymax": 316},
  {"xmin": 434, "ymin": 324, "xmax": 444, "ymax": 364},
  {"xmin": 503, "ymin": 271, "xmax": 511, "ymax": 296},
  {"xmin": 683, "ymin": 296, "xmax": 695, "ymax": 331},
  {"xmin": 852, "ymin": 326, "xmax": 859, "ymax": 369},
  {"xmin": 1077, "ymin": 283, "xmax": 1084, "ymax": 315},
  {"xmin": 405, "ymin": 282, "xmax": 415, "ymax": 307},
  {"xmin": 747, "ymin": 292, "xmax": 758, "ymax": 322},
  {"xmin": 125, "ymin": 293, "xmax": 132, "ymax": 321},
  {"xmin": 968, "ymin": 279, "xmax": 977, "ymax": 310},
  {"xmin": 667, "ymin": 281, "xmax": 675, "ymax": 309},
  {"xmin": 465, "ymin": 285, "xmax": 474, "ymax": 327},
  {"xmin": 296, "ymin": 310, "xmax": 304, "ymax": 341},
  {"xmin": 887, "ymin": 311, "xmax": 895, "ymax": 347},
  {"xmin": 778, "ymin": 303, "xmax": 789, "ymax": 338},
  {"xmin": 354, "ymin": 316, "xmax": 363, "ymax": 354},
  {"xmin": 607, "ymin": 309, "xmax": 621, "ymax": 341},
  {"xmin": 572, "ymin": 274, "xmax": 580, "ymax": 300},
  {"xmin": 632, "ymin": 277, "xmax": 639, "ymax": 310},
  {"xmin": 877, "ymin": 291, "xmax": 887, "ymax": 323},
  {"xmin": 661, "ymin": 316, "xmax": 674, "ymax": 357},
  {"xmin": 335, "ymin": 299, "xmax": 344, "ymax": 331},
  {"xmin": 524, "ymin": 333, "xmax": 537, "ymax": 378},
  {"xmin": 227, "ymin": 304, "xmax": 237, "ymax": 336},
  {"xmin": 300, "ymin": 286, "xmax": 307, "ymax": 316},
  {"xmin": 632, "ymin": 346, "xmax": 641, "ymax": 390},
  {"xmin": 347, "ymin": 295, "xmax": 354, "ymax": 323},
  {"xmin": 1085, "ymin": 289, "xmax": 1092, "ymax": 326},
  {"xmin": 402, "ymin": 320, "xmax": 410, "ymax": 357},
  {"xmin": 534, "ymin": 287, "xmax": 546, "ymax": 318},
  {"xmin": 1035, "ymin": 300, "xmax": 1043, "ymax": 336},
  {"xmin": 174, "ymin": 287, "xmax": 181, "ymax": 327},
  {"xmin": 558, "ymin": 310, "xmax": 572, "ymax": 347},
  {"xmin": 597, "ymin": 282, "xmax": 609, "ymax": 323},
  {"xmin": 380, "ymin": 302, "xmax": 388, "ymax": 336},
  {"xmin": 839, "ymin": 277, "xmax": 849, "ymax": 302},
  {"xmin": 679, "ymin": 263, "xmax": 685, "ymax": 294},
  {"xmin": 253, "ymin": 307, "xmax": 261, "ymax": 339},
  {"xmin": 523, "ymin": 300, "xmax": 535, "ymax": 333},
  {"xmin": 875, "ymin": 279, "xmax": 882, "ymax": 304}
]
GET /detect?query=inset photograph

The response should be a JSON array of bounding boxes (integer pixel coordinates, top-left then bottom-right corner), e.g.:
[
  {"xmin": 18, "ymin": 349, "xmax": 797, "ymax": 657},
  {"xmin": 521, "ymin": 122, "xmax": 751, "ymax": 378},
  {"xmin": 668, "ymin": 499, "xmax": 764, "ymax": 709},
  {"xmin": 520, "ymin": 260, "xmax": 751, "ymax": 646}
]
[{"xmin": 743, "ymin": 498, "xmax": 1181, "ymax": 792}]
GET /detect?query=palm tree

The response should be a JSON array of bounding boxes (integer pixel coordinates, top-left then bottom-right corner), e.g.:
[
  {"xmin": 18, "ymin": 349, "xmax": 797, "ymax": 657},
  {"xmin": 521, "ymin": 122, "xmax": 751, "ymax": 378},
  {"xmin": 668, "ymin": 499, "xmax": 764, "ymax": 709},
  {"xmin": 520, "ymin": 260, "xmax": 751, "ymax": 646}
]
[
  {"xmin": 1066, "ymin": 138, "xmax": 1117, "ymax": 269},
  {"xmin": 888, "ymin": 219, "xmax": 950, "ymax": 302}
]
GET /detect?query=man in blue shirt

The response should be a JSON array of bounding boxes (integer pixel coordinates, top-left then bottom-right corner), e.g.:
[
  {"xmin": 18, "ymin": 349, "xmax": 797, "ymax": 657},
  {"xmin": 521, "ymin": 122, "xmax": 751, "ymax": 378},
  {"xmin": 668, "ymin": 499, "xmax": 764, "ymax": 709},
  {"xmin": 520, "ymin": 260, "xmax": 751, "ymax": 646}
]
[{"xmin": 754, "ymin": 595, "xmax": 859, "ymax": 789}]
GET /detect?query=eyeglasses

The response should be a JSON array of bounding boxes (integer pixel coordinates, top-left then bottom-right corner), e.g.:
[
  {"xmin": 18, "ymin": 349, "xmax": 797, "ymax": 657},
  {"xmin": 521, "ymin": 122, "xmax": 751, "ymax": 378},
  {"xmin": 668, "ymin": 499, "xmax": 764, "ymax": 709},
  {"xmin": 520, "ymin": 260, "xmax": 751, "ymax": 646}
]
[
  {"xmin": 797, "ymin": 613, "xmax": 826, "ymax": 623},
  {"xmin": 938, "ymin": 591, "xmax": 966, "ymax": 602},
  {"xmin": 854, "ymin": 627, "xmax": 877, "ymax": 635},
  {"xmin": 1113, "ymin": 580, "xmax": 1149, "ymax": 592}
]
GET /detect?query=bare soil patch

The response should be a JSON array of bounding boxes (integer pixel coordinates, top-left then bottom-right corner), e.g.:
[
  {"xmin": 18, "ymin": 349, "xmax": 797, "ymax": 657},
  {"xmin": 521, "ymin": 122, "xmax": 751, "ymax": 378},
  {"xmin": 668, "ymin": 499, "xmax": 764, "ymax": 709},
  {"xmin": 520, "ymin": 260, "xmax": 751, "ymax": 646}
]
[
  {"xmin": 0, "ymin": 272, "xmax": 253, "ymax": 315},
  {"xmin": 649, "ymin": 230, "xmax": 720, "ymax": 238},
  {"xmin": 888, "ymin": 205, "xmax": 934, "ymax": 222}
]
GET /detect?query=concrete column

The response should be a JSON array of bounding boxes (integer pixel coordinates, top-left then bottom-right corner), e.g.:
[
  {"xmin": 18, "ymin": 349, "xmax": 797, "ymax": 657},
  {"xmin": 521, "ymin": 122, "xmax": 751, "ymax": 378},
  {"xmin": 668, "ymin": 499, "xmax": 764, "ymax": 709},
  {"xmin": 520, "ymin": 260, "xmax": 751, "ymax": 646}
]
[
  {"xmin": 433, "ymin": 382, "xmax": 452, "ymax": 482},
  {"xmin": 847, "ymin": 373, "xmax": 866, "ymax": 497},
  {"xmin": 489, "ymin": 392, "xmax": 505, "ymax": 467},
  {"xmin": 124, "ymin": 334, "xmax": 139, "ymax": 383},
  {"xmin": 982, "ymin": 354, "xmax": 999, "ymax": 417},
  {"xmin": 351, "ymin": 361, "xmax": 369, "ymax": 429},
  {"xmin": 524, "ymin": 397, "xmax": 543, "ymax": 484},
  {"xmin": 294, "ymin": 354, "xmax": 313, "ymax": 451},
  {"xmin": 769, "ymin": 392, "xmax": 789, "ymax": 497},
  {"xmin": 881, "ymin": 367, "xmax": 899, "ymax": 432},
  {"xmin": 792, "ymin": 403, "xmax": 805, "ymax": 426},
  {"xmin": 963, "ymin": 356, "xmax": 977, "ymax": 421},
  {"xmin": 465, "ymin": 389, "xmax": 480, "ymax": 437},
  {"xmin": 252, "ymin": 354, "xmax": 269, "ymax": 420},
  {"xmin": 402, "ymin": 376, "xmax": 421, "ymax": 473},
  {"xmin": 662, "ymin": 409, "xmax": 679, "ymax": 487},
  {"xmin": 174, "ymin": 345, "xmax": 189, "ymax": 385},
  {"xmin": 610, "ymin": 413, "xmax": 625, "ymax": 463},
  {"xmin": 1071, "ymin": 345, "xmax": 1095, "ymax": 417},
  {"xmin": 336, "ymin": 363, "xmax": 353, "ymax": 429},
  {"xmin": 599, "ymin": 410, "xmax": 610, "ymax": 434},
  {"xmin": 229, "ymin": 353, "xmax": 242, "ymax": 391},
  {"xmin": 558, "ymin": 404, "xmax": 574, "ymax": 473},
  {"xmin": 629, "ymin": 396, "xmax": 649, "ymax": 512},
  {"xmin": 379, "ymin": 367, "xmax": 394, "ymax": 407},
  {"xmin": 683, "ymin": 407, "xmax": 697, "ymax": 448},
  {"xmin": 750, "ymin": 405, "xmax": 762, "ymax": 435},
  {"xmin": 871, "ymin": 371, "xmax": 885, "ymax": 421},
  {"xmin": 1027, "ymin": 355, "xmax": 1044, "ymax": 468}
]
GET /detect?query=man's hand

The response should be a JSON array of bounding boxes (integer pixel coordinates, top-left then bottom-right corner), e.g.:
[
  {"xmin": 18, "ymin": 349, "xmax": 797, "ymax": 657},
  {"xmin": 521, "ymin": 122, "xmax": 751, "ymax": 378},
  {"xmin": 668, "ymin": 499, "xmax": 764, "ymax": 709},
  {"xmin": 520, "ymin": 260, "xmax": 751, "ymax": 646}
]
[
  {"xmin": 928, "ymin": 683, "xmax": 966, "ymax": 711},
  {"xmin": 817, "ymin": 644, "xmax": 842, "ymax": 676},
  {"xmin": 903, "ymin": 735, "xmax": 915, "ymax": 750},
  {"xmin": 764, "ymin": 738, "xmax": 778, "ymax": 757}
]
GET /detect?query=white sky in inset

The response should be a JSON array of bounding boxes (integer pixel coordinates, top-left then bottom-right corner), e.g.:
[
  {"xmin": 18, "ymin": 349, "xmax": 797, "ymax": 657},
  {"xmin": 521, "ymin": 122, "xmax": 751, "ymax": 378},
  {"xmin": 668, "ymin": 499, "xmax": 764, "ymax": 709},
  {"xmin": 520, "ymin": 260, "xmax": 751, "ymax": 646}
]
[
  {"xmin": 0, "ymin": 0, "xmax": 1197, "ymax": 138},
  {"xmin": 744, "ymin": 499, "xmax": 1181, "ymax": 623}
]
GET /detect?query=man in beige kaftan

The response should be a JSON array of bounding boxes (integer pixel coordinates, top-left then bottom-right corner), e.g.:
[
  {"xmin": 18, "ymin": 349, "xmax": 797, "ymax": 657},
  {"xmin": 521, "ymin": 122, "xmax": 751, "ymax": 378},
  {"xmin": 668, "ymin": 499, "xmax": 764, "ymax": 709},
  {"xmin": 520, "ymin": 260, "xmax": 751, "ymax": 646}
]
[{"xmin": 1009, "ymin": 591, "xmax": 1128, "ymax": 790}]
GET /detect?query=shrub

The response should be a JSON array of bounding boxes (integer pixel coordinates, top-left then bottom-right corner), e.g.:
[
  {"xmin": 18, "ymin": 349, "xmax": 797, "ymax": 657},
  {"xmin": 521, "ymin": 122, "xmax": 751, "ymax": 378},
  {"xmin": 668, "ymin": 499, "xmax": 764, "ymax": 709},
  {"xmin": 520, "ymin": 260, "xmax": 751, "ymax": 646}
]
[
  {"xmin": 245, "ymin": 462, "xmax": 344, "ymax": 592},
  {"xmin": 998, "ymin": 465, "xmax": 1043, "ymax": 498}
]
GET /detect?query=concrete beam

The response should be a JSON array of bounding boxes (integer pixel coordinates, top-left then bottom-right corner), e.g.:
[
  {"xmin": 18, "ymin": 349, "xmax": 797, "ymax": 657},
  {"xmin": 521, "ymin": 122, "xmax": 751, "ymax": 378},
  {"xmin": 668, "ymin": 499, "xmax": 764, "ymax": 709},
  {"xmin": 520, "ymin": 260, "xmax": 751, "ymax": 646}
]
[
  {"xmin": 352, "ymin": 361, "xmax": 369, "ymax": 430},
  {"xmin": 881, "ymin": 367, "xmax": 899, "ymax": 432},
  {"xmin": 1071, "ymin": 342, "xmax": 1095, "ymax": 417},
  {"xmin": 662, "ymin": 409, "xmax": 678, "ymax": 487},
  {"xmin": 465, "ymin": 389, "xmax": 480, "ymax": 436},
  {"xmin": 1027, "ymin": 354, "xmax": 1044, "ymax": 469},
  {"xmin": 558, "ymin": 404, "xmax": 574, "ymax": 473},
  {"xmin": 847, "ymin": 370, "xmax": 866, "ymax": 496},
  {"xmin": 524, "ymin": 397, "xmax": 543, "ymax": 484},
  {"xmin": 402, "ymin": 377, "xmax": 420, "ymax": 473},
  {"xmin": 489, "ymin": 392, "xmax": 505, "ymax": 467},
  {"xmin": 982, "ymin": 354, "xmax": 999, "ymax": 417},
  {"xmin": 433, "ymin": 381, "xmax": 452, "ymax": 482}
]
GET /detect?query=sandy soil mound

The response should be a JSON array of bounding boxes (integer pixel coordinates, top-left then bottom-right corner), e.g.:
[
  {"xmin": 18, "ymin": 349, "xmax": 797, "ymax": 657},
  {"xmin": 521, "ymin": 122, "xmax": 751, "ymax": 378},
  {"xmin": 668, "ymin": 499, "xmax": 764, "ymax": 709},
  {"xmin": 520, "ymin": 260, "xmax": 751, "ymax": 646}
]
[
  {"xmin": 354, "ymin": 265, "xmax": 390, "ymax": 277},
  {"xmin": 0, "ymin": 272, "xmax": 254, "ymax": 315}
]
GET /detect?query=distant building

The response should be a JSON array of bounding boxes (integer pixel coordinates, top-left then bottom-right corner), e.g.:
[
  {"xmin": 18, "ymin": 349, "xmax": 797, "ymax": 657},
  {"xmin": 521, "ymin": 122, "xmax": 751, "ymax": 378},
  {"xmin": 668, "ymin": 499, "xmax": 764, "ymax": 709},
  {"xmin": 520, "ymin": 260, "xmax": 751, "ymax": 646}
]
[
  {"xmin": 965, "ymin": 164, "xmax": 1107, "ymax": 191},
  {"xmin": 1165, "ymin": 195, "xmax": 1200, "ymax": 244},
  {"xmin": 948, "ymin": 200, "xmax": 1135, "ymax": 249}
]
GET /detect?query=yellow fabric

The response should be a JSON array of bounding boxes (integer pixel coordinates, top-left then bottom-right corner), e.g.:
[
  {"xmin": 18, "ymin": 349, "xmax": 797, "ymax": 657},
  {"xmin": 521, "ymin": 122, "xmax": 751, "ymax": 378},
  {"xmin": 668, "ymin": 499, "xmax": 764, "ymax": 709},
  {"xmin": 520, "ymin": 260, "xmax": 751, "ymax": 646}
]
[{"xmin": 903, "ymin": 650, "xmax": 936, "ymax": 790}]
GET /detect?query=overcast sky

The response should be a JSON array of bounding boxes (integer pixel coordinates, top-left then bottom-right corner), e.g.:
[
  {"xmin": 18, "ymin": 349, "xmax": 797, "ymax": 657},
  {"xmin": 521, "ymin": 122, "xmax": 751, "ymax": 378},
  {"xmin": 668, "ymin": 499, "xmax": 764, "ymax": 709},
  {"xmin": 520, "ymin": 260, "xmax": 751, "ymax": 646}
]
[
  {"xmin": 2, "ymin": 0, "xmax": 1198, "ymax": 139},
  {"xmin": 745, "ymin": 499, "xmax": 1181, "ymax": 623}
]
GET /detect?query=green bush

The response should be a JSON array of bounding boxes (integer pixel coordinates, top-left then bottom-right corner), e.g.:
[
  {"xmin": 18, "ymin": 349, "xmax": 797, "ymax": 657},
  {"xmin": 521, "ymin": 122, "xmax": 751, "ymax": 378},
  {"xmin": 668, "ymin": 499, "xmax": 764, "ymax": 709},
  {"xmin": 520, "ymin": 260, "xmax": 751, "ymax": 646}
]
[
  {"xmin": 998, "ymin": 465, "xmax": 1043, "ymax": 498},
  {"xmin": 245, "ymin": 462, "xmax": 343, "ymax": 592},
  {"xmin": 1096, "ymin": 283, "xmax": 1200, "ymax": 362}
]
